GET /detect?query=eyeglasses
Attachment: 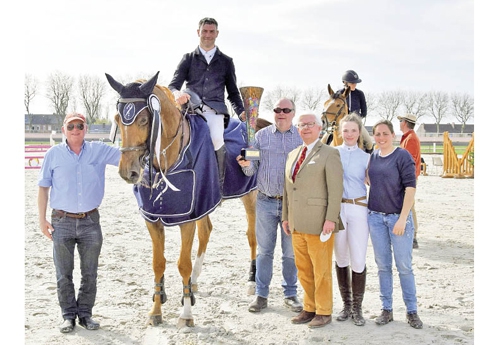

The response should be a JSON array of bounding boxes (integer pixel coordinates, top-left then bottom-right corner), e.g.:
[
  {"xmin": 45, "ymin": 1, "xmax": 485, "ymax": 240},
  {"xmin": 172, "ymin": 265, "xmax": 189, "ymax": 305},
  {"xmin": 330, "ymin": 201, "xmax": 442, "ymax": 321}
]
[
  {"xmin": 67, "ymin": 123, "xmax": 85, "ymax": 131},
  {"xmin": 297, "ymin": 122, "xmax": 317, "ymax": 129},
  {"xmin": 273, "ymin": 108, "xmax": 294, "ymax": 114}
]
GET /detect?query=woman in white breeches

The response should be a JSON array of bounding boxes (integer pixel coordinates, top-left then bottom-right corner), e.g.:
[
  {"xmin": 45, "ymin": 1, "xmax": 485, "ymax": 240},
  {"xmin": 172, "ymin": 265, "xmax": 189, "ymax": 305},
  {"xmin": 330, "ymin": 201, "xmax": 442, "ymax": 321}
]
[
  {"xmin": 334, "ymin": 113, "xmax": 370, "ymax": 326},
  {"xmin": 336, "ymin": 202, "xmax": 369, "ymax": 272}
]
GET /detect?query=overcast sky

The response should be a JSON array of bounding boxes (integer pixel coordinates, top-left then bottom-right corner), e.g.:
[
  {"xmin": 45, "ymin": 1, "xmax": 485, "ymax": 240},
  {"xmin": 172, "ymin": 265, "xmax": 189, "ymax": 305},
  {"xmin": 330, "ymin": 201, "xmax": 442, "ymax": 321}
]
[{"xmin": 22, "ymin": 0, "xmax": 474, "ymax": 124}]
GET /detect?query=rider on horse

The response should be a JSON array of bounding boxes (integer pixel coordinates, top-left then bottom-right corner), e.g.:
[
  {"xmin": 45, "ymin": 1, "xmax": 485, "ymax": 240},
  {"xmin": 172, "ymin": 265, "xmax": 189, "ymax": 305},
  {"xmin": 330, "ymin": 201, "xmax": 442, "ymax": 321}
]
[{"xmin": 337, "ymin": 70, "xmax": 373, "ymax": 153}]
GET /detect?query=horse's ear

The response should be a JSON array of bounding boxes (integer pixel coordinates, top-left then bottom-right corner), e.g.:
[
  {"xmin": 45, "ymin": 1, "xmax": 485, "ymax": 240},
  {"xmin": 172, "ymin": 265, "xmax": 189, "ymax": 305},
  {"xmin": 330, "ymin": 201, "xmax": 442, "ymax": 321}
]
[
  {"xmin": 342, "ymin": 86, "xmax": 351, "ymax": 98},
  {"xmin": 327, "ymin": 84, "xmax": 334, "ymax": 97},
  {"xmin": 105, "ymin": 73, "xmax": 124, "ymax": 94},
  {"xmin": 140, "ymin": 71, "xmax": 160, "ymax": 95}
]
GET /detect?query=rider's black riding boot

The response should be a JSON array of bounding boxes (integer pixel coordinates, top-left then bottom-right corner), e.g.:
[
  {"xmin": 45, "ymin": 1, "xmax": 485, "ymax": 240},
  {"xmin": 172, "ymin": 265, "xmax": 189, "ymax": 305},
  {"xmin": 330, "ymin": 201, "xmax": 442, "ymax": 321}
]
[
  {"xmin": 351, "ymin": 267, "xmax": 367, "ymax": 326},
  {"xmin": 215, "ymin": 145, "xmax": 227, "ymax": 194},
  {"xmin": 335, "ymin": 263, "xmax": 352, "ymax": 321}
]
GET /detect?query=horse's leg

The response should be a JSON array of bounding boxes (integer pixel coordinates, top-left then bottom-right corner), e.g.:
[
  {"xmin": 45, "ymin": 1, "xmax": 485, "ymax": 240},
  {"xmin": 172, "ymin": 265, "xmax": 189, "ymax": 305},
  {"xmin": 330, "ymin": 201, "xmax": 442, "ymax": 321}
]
[
  {"xmin": 145, "ymin": 220, "xmax": 166, "ymax": 326},
  {"xmin": 191, "ymin": 216, "xmax": 213, "ymax": 292},
  {"xmin": 177, "ymin": 222, "xmax": 196, "ymax": 328},
  {"xmin": 241, "ymin": 190, "xmax": 257, "ymax": 295}
]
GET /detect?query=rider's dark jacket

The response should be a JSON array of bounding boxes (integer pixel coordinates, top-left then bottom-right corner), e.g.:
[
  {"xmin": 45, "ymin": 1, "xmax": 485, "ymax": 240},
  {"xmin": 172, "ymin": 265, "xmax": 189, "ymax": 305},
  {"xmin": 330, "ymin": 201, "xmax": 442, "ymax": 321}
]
[
  {"xmin": 168, "ymin": 46, "xmax": 244, "ymax": 116},
  {"xmin": 336, "ymin": 88, "xmax": 367, "ymax": 118}
]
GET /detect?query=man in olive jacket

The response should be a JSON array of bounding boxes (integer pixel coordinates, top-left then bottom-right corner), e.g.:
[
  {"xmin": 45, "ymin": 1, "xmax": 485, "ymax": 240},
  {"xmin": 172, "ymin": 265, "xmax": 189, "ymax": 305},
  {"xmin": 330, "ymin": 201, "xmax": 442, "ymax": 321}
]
[{"xmin": 282, "ymin": 113, "xmax": 344, "ymax": 329}]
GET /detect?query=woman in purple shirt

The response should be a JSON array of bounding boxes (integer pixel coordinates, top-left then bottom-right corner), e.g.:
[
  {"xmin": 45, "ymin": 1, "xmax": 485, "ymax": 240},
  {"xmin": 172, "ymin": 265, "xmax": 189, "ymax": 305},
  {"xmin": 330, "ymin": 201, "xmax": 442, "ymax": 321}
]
[{"xmin": 367, "ymin": 119, "xmax": 422, "ymax": 329}]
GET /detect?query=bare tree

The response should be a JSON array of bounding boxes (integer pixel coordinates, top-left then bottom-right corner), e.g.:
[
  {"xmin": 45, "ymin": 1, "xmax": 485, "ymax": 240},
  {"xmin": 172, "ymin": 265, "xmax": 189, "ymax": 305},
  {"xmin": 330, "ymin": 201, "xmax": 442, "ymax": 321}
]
[
  {"xmin": 427, "ymin": 91, "xmax": 449, "ymax": 133},
  {"xmin": 300, "ymin": 86, "xmax": 326, "ymax": 113},
  {"xmin": 261, "ymin": 86, "xmax": 301, "ymax": 112},
  {"xmin": 375, "ymin": 90, "xmax": 404, "ymax": 122},
  {"xmin": 79, "ymin": 74, "xmax": 107, "ymax": 124},
  {"xmin": 450, "ymin": 93, "xmax": 474, "ymax": 133},
  {"xmin": 364, "ymin": 92, "xmax": 377, "ymax": 125},
  {"xmin": 25, "ymin": 74, "xmax": 39, "ymax": 132},
  {"xmin": 401, "ymin": 91, "xmax": 428, "ymax": 122},
  {"xmin": 46, "ymin": 71, "xmax": 74, "ymax": 125}
]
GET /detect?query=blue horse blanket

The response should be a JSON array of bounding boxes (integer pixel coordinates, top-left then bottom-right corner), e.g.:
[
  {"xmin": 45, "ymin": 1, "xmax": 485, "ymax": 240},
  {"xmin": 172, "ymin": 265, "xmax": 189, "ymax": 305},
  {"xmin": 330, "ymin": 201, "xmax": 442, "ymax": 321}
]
[{"xmin": 133, "ymin": 115, "xmax": 257, "ymax": 226}]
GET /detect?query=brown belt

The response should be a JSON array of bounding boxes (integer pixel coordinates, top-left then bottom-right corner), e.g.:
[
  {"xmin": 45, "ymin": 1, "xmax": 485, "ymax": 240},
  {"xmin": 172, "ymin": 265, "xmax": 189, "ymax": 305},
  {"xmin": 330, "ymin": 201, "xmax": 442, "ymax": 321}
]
[
  {"xmin": 259, "ymin": 192, "xmax": 283, "ymax": 200},
  {"xmin": 341, "ymin": 197, "xmax": 367, "ymax": 207},
  {"xmin": 52, "ymin": 208, "xmax": 98, "ymax": 219}
]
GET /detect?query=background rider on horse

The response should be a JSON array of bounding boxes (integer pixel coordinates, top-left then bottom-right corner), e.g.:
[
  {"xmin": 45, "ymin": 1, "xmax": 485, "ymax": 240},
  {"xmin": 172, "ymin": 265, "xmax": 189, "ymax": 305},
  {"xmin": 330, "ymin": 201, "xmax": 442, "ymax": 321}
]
[{"xmin": 337, "ymin": 70, "xmax": 373, "ymax": 153}]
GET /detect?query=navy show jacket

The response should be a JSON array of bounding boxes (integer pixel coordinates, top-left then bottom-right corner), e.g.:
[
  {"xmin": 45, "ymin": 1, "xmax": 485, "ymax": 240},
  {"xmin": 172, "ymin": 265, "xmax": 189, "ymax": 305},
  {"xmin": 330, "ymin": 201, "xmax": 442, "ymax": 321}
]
[{"xmin": 168, "ymin": 46, "xmax": 245, "ymax": 116}]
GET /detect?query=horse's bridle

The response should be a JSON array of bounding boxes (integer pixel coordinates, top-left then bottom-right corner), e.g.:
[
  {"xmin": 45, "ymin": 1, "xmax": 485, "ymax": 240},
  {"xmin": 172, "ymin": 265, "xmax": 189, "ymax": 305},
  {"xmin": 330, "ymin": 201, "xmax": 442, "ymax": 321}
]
[
  {"xmin": 321, "ymin": 96, "xmax": 348, "ymax": 134},
  {"xmin": 116, "ymin": 97, "xmax": 149, "ymax": 153},
  {"xmin": 117, "ymin": 94, "xmax": 186, "ymax": 198}
]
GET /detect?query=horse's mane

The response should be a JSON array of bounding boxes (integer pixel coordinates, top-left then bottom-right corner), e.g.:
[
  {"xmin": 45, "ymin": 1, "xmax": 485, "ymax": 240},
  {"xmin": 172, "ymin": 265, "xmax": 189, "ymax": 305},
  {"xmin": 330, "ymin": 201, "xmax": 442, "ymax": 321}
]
[
  {"xmin": 135, "ymin": 79, "xmax": 181, "ymax": 111},
  {"xmin": 156, "ymin": 84, "xmax": 181, "ymax": 110}
]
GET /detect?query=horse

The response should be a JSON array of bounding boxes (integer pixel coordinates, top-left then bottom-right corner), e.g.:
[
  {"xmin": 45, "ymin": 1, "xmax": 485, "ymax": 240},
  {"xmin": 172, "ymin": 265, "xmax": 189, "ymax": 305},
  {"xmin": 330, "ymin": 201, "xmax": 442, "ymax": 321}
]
[
  {"xmin": 105, "ymin": 71, "xmax": 259, "ymax": 328},
  {"xmin": 320, "ymin": 84, "xmax": 351, "ymax": 147}
]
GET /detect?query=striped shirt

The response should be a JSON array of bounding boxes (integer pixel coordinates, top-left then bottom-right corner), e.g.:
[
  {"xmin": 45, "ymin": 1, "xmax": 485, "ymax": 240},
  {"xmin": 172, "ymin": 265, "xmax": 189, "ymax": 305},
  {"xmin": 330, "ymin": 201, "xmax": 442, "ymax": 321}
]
[{"xmin": 242, "ymin": 124, "xmax": 303, "ymax": 197}]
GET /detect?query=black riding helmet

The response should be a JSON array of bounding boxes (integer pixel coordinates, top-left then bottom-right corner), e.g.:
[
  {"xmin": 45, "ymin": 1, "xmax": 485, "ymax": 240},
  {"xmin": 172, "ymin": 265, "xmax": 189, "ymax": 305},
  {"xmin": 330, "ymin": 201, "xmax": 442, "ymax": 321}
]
[{"xmin": 342, "ymin": 70, "xmax": 362, "ymax": 84}]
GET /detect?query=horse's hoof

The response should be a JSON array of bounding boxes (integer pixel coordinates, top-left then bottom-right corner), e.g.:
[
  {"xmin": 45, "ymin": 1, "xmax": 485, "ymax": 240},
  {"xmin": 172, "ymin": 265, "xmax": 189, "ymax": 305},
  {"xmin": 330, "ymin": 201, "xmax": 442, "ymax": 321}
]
[
  {"xmin": 147, "ymin": 315, "xmax": 163, "ymax": 326},
  {"xmin": 247, "ymin": 281, "xmax": 256, "ymax": 295},
  {"xmin": 191, "ymin": 283, "xmax": 198, "ymax": 293},
  {"xmin": 176, "ymin": 318, "xmax": 195, "ymax": 329}
]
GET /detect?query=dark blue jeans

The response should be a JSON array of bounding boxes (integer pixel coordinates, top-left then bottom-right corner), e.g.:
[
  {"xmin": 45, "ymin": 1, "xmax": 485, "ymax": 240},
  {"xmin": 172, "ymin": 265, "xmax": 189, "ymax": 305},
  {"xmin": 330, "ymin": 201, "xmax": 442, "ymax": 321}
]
[{"xmin": 51, "ymin": 211, "xmax": 102, "ymax": 320}]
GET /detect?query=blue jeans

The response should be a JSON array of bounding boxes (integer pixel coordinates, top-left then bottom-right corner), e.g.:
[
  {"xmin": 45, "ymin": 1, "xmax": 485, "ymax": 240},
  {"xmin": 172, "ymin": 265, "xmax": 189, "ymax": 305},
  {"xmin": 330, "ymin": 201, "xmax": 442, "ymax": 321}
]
[
  {"xmin": 368, "ymin": 211, "xmax": 417, "ymax": 313},
  {"xmin": 51, "ymin": 211, "xmax": 103, "ymax": 320},
  {"xmin": 255, "ymin": 192, "xmax": 298, "ymax": 298}
]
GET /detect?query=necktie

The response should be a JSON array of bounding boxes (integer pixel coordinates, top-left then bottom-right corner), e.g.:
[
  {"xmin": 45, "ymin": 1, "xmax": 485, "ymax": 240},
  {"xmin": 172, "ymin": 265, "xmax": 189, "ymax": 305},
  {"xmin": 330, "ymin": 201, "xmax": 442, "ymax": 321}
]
[{"xmin": 292, "ymin": 146, "xmax": 307, "ymax": 182}]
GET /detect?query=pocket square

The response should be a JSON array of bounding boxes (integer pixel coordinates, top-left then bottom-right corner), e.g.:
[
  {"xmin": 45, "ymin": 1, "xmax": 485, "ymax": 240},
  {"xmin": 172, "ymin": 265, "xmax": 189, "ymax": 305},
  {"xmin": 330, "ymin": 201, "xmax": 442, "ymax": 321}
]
[{"xmin": 308, "ymin": 161, "xmax": 316, "ymax": 164}]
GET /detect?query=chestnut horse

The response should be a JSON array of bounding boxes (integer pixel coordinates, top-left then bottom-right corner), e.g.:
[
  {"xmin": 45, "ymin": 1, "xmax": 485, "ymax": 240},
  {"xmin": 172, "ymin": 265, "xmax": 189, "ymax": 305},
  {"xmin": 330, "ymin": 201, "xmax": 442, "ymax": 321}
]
[
  {"xmin": 105, "ymin": 71, "xmax": 258, "ymax": 328},
  {"xmin": 321, "ymin": 84, "xmax": 351, "ymax": 146}
]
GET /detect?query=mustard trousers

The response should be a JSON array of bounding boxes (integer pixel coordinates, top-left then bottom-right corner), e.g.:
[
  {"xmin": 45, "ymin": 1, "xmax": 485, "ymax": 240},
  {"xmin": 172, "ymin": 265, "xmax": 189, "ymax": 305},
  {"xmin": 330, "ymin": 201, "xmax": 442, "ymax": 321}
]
[{"xmin": 292, "ymin": 232, "xmax": 334, "ymax": 315}]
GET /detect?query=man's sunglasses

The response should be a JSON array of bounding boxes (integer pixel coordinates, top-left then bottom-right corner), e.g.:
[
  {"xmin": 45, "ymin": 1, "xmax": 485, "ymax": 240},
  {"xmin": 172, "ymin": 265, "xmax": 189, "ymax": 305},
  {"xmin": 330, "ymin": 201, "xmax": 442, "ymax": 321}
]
[
  {"xmin": 67, "ymin": 123, "xmax": 85, "ymax": 131},
  {"xmin": 273, "ymin": 108, "xmax": 294, "ymax": 114}
]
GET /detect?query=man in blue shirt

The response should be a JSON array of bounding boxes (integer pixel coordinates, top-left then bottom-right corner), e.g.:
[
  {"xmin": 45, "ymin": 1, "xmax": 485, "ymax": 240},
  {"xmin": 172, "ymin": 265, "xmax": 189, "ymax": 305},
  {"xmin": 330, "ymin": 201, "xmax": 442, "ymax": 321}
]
[
  {"xmin": 168, "ymin": 17, "xmax": 246, "ymax": 189},
  {"xmin": 237, "ymin": 98, "xmax": 303, "ymax": 314},
  {"xmin": 38, "ymin": 113, "xmax": 121, "ymax": 333}
]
